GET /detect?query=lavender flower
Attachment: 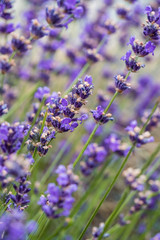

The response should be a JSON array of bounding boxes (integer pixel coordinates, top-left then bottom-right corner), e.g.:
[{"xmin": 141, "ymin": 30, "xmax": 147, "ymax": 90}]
[
  {"xmin": 114, "ymin": 75, "xmax": 131, "ymax": 93},
  {"xmin": 80, "ymin": 143, "xmax": 107, "ymax": 176},
  {"xmin": 91, "ymin": 106, "xmax": 113, "ymax": 124},
  {"xmin": 123, "ymin": 168, "xmax": 146, "ymax": 191},
  {"xmin": 0, "ymin": 210, "xmax": 37, "ymax": 240},
  {"xmin": 38, "ymin": 165, "xmax": 79, "ymax": 218},
  {"xmin": 121, "ymin": 50, "xmax": 145, "ymax": 72},
  {"xmin": 0, "ymin": 100, "xmax": 8, "ymax": 116},
  {"xmin": 128, "ymin": 37, "xmax": 156, "ymax": 57},
  {"xmin": 125, "ymin": 120, "xmax": 154, "ymax": 147},
  {"xmin": 30, "ymin": 19, "xmax": 47, "ymax": 39},
  {"xmin": 0, "ymin": 122, "xmax": 29, "ymax": 154},
  {"xmin": 143, "ymin": 6, "xmax": 160, "ymax": 40}
]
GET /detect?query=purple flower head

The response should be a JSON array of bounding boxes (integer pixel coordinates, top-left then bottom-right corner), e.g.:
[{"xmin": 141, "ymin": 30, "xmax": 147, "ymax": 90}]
[
  {"xmin": 73, "ymin": 6, "xmax": 84, "ymax": 19},
  {"xmin": 123, "ymin": 168, "xmax": 146, "ymax": 191},
  {"xmin": 125, "ymin": 120, "xmax": 154, "ymax": 147},
  {"xmin": 11, "ymin": 35, "xmax": 31, "ymax": 53},
  {"xmin": 121, "ymin": 50, "xmax": 145, "ymax": 72},
  {"xmin": 143, "ymin": 6, "xmax": 160, "ymax": 40},
  {"xmin": 115, "ymin": 75, "xmax": 131, "ymax": 93},
  {"xmin": 30, "ymin": 19, "xmax": 47, "ymax": 39},
  {"xmin": 34, "ymin": 86, "xmax": 50, "ymax": 102},
  {"xmin": 38, "ymin": 165, "xmax": 79, "ymax": 218},
  {"xmin": 128, "ymin": 37, "xmax": 156, "ymax": 57},
  {"xmin": 0, "ymin": 122, "xmax": 29, "ymax": 155},
  {"xmin": 91, "ymin": 105, "xmax": 114, "ymax": 125},
  {"xmin": 145, "ymin": 6, "xmax": 152, "ymax": 15},
  {"xmin": 0, "ymin": 55, "xmax": 14, "ymax": 74},
  {"xmin": 0, "ymin": 210, "xmax": 36, "ymax": 240},
  {"xmin": 121, "ymin": 50, "xmax": 132, "ymax": 61}
]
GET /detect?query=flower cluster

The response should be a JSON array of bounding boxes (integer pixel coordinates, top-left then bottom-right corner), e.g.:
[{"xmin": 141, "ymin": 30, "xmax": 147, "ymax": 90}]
[
  {"xmin": 130, "ymin": 179, "xmax": 160, "ymax": 214},
  {"xmin": 38, "ymin": 165, "xmax": 79, "ymax": 218},
  {"xmin": 6, "ymin": 175, "xmax": 31, "ymax": 211},
  {"xmin": 121, "ymin": 50, "xmax": 145, "ymax": 72},
  {"xmin": 128, "ymin": 36, "xmax": 156, "ymax": 57},
  {"xmin": 46, "ymin": 0, "xmax": 85, "ymax": 29},
  {"xmin": 0, "ymin": 122, "xmax": 29, "ymax": 154},
  {"xmin": 123, "ymin": 168, "xmax": 146, "ymax": 191},
  {"xmin": 0, "ymin": 153, "xmax": 32, "ymax": 187},
  {"xmin": 27, "ymin": 76, "xmax": 93, "ymax": 156},
  {"xmin": 143, "ymin": 5, "xmax": 160, "ymax": 40},
  {"xmin": 80, "ymin": 143, "xmax": 107, "ymax": 176},
  {"xmin": 0, "ymin": 210, "xmax": 37, "ymax": 240},
  {"xmin": 0, "ymin": 55, "xmax": 15, "ymax": 74},
  {"xmin": 125, "ymin": 120, "xmax": 154, "ymax": 147},
  {"xmin": 104, "ymin": 134, "xmax": 130, "ymax": 156}
]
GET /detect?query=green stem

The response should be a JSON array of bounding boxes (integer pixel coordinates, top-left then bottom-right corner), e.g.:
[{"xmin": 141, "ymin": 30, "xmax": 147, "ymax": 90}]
[
  {"xmin": 73, "ymin": 91, "xmax": 118, "ymax": 168},
  {"xmin": 9, "ymin": 51, "xmax": 17, "ymax": 61}
]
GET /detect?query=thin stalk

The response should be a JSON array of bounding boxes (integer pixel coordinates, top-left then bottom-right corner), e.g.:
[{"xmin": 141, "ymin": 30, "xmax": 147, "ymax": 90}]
[
  {"xmin": 9, "ymin": 51, "xmax": 17, "ymax": 61},
  {"xmin": 17, "ymin": 97, "xmax": 45, "ymax": 155},
  {"xmin": 73, "ymin": 91, "xmax": 119, "ymax": 168},
  {"xmin": 78, "ymin": 100, "xmax": 158, "ymax": 240}
]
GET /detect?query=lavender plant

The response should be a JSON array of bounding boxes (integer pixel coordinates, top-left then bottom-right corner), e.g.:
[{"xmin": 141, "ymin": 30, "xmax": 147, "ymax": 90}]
[{"xmin": 0, "ymin": 0, "xmax": 160, "ymax": 240}]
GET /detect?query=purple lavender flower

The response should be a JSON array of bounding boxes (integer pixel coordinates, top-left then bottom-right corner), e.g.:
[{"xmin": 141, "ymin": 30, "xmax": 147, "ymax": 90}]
[
  {"xmin": 0, "ymin": 100, "xmax": 8, "ymax": 116},
  {"xmin": 115, "ymin": 75, "xmax": 131, "ymax": 93},
  {"xmin": 11, "ymin": 34, "xmax": 32, "ymax": 53},
  {"xmin": 38, "ymin": 165, "xmax": 79, "ymax": 218},
  {"xmin": 30, "ymin": 19, "xmax": 47, "ymax": 39},
  {"xmin": 80, "ymin": 143, "xmax": 107, "ymax": 176},
  {"xmin": 34, "ymin": 86, "xmax": 50, "ymax": 102},
  {"xmin": 0, "ymin": 122, "xmax": 29, "ymax": 154},
  {"xmin": 0, "ymin": 55, "xmax": 14, "ymax": 74},
  {"xmin": 125, "ymin": 120, "xmax": 154, "ymax": 147},
  {"xmin": 91, "ymin": 105, "xmax": 113, "ymax": 125},
  {"xmin": 0, "ymin": 210, "xmax": 37, "ymax": 240},
  {"xmin": 128, "ymin": 37, "xmax": 156, "ymax": 57},
  {"xmin": 123, "ymin": 168, "xmax": 146, "ymax": 191},
  {"xmin": 121, "ymin": 50, "xmax": 145, "ymax": 72},
  {"xmin": 143, "ymin": 6, "xmax": 160, "ymax": 40}
]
